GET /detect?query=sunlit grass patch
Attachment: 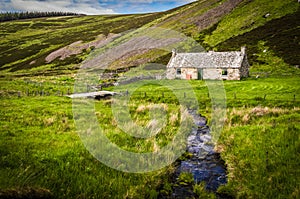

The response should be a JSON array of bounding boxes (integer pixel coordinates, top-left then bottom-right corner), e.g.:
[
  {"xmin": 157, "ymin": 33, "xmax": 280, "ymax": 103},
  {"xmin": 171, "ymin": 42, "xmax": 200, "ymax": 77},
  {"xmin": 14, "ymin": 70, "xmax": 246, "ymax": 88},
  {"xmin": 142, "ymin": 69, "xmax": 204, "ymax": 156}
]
[
  {"xmin": 0, "ymin": 94, "xmax": 176, "ymax": 198},
  {"xmin": 217, "ymin": 106, "xmax": 300, "ymax": 198}
]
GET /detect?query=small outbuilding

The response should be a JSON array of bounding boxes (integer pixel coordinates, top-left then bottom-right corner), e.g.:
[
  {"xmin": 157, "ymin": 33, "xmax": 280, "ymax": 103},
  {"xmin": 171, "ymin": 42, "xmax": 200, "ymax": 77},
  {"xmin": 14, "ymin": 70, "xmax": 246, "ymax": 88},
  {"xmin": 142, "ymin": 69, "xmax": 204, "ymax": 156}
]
[{"xmin": 166, "ymin": 47, "xmax": 249, "ymax": 80}]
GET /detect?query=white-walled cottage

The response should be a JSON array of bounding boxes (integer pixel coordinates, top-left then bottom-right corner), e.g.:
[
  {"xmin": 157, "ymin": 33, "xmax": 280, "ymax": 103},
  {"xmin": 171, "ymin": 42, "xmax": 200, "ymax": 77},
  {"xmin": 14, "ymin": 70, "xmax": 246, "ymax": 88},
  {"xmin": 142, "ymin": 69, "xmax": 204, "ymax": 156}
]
[{"xmin": 166, "ymin": 47, "xmax": 249, "ymax": 80}]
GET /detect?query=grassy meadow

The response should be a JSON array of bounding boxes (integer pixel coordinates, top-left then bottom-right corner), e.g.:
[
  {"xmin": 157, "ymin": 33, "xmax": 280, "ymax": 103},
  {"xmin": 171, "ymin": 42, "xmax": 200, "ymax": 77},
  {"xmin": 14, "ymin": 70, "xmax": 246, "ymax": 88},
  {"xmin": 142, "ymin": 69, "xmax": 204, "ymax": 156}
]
[
  {"xmin": 0, "ymin": 81, "xmax": 175, "ymax": 198},
  {"xmin": 0, "ymin": 73, "xmax": 299, "ymax": 198}
]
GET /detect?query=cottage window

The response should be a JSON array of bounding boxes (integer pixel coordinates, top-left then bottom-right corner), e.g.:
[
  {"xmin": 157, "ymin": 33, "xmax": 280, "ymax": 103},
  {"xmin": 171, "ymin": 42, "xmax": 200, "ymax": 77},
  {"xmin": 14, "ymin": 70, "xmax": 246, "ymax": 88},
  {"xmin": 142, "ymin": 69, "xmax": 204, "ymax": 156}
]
[
  {"xmin": 176, "ymin": 68, "xmax": 181, "ymax": 75},
  {"xmin": 222, "ymin": 69, "xmax": 228, "ymax": 76}
]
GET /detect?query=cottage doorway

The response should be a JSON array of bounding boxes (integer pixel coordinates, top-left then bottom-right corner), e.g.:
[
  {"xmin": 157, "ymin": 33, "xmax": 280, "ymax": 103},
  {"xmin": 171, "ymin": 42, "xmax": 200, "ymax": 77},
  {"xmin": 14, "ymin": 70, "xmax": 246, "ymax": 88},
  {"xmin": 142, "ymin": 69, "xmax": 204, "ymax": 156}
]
[
  {"xmin": 197, "ymin": 69, "xmax": 203, "ymax": 80},
  {"xmin": 186, "ymin": 74, "xmax": 192, "ymax": 80}
]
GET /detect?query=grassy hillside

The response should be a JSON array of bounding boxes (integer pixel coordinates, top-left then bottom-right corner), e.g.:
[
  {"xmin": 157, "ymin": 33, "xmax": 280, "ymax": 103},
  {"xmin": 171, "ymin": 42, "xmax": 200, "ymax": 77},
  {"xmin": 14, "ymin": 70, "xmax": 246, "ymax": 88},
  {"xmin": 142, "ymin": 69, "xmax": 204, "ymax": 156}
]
[
  {"xmin": 0, "ymin": 13, "xmax": 164, "ymax": 75},
  {"xmin": 217, "ymin": 11, "xmax": 300, "ymax": 67},
  {"xmin": 202, "ymin": 0, "xmax": 298, "ymax": 47},
  {"xmin": 0, "ymin": 0, "xmax": 299, "ymax": 76}
]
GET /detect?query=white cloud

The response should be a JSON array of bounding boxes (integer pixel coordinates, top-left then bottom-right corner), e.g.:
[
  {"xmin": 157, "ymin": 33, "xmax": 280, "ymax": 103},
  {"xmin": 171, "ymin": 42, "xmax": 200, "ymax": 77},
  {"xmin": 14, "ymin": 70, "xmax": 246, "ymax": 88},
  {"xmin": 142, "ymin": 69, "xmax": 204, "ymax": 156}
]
[
  {"xmin": 0, "ymin": 0, "xmax": 198, "ymax": 14},
  {"xmin": 99, "ymin": 0, "xmax": 197, "ymax": 13},
  {"xmin": 2, "ymin": 0, "xmax": 116, "ymax": 15},
  {"xmin": 103, "ymin": 0, "xmax": 195, "ymax": 3}
]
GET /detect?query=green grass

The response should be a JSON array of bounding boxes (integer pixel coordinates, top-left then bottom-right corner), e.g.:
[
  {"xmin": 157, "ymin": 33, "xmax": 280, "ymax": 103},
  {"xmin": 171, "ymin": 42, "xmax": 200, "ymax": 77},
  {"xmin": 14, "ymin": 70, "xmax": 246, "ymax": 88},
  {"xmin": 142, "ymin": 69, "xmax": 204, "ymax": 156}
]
[
  {"xmin": 1, "ymin": 75, "xmax": 299, "ymax": 198},
  {"xmin": 217, "ymin": 107, "xmax": 300, "ymax": 198},
  {"xmin": 0, "ymin": 94, "xmax": 176, "ymax": 198},
  {"xmin": 0, "ymin": 78, "xmax": 195, "ymax": 198}
]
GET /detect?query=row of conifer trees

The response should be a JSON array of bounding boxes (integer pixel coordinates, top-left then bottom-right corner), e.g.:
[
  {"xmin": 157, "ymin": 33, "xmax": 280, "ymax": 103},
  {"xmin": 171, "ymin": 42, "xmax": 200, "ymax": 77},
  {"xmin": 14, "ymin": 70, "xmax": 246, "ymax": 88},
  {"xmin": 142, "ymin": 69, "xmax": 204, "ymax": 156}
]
[{"xmin": 0, "ymin": 11, "xmax": 83, "ymax": 22}]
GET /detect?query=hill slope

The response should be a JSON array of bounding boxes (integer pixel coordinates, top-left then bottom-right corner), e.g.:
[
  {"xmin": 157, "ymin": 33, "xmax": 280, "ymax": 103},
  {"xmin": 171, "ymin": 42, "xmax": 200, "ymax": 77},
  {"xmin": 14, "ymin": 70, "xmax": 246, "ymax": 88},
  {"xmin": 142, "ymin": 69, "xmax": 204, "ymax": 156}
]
[{"xmin": 0, "ymin": 0, "xmax": 299, "ymax": 76}]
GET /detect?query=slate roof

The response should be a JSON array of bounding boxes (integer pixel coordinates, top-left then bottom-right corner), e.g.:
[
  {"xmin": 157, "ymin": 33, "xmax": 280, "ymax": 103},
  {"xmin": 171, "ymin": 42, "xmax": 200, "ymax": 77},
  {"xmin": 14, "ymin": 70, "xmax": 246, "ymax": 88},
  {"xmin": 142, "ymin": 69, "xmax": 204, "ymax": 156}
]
[{"xmin": 167, "ymin": 50, "xmax": 246, "ymax": 69}]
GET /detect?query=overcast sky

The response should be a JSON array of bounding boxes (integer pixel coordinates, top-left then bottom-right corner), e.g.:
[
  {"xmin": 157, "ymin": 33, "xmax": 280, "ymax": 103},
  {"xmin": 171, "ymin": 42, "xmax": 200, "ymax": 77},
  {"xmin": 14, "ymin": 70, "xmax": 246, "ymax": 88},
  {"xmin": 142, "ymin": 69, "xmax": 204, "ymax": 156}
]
[{"xmin": 0, "ymin": 0, "xmax": 197, "ymax": 15}]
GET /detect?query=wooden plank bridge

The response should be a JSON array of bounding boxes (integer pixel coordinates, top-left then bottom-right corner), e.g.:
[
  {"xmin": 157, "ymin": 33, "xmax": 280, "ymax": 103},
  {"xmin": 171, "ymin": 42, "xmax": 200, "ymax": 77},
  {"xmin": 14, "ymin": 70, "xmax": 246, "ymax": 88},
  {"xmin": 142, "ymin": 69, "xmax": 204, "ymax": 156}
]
[{"xmin": 67, "ymin": 91, "xmax": 117, "ymax": 99}]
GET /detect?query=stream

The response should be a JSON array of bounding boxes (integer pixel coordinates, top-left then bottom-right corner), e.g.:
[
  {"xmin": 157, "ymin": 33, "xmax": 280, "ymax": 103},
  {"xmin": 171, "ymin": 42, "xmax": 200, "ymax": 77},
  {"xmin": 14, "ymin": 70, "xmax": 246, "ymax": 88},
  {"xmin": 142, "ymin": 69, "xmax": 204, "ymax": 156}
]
[{"xmin": 161, "ymin": 110, "xmax": 227, "ymax": 198}]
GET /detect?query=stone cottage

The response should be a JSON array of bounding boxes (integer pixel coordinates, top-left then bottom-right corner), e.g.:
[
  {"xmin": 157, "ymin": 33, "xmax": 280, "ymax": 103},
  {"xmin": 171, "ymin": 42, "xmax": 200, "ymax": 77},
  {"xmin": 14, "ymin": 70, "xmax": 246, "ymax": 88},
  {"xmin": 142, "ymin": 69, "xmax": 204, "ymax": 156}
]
[{"xmin": 166, "ymin": 47, "xmax": 249, "ymax": 80}]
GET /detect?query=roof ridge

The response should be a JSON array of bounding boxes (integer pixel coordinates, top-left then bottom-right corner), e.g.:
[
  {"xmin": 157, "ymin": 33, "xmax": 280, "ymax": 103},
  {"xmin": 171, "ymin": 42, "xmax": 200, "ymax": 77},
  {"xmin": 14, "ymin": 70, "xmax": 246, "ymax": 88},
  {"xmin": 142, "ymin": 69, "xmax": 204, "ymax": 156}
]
[
  {"xmin": 168, "ymin": 49, "xmax": 246, "ymax": 69},
  {"xmin": 176, "ymin": 51, "xmax": 241, "ymax": 54}
]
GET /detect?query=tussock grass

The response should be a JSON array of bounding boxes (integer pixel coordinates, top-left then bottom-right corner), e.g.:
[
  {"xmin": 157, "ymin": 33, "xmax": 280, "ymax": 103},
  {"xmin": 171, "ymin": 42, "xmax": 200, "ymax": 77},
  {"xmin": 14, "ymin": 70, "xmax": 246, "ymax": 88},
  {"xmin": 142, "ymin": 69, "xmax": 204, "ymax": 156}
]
[
  {"xmin": 217, "ymin": 106, "xmax": 299, "ymax": 198},
  {"xmin": 0, "ymin": 95, "xmax": 179, "ymax": 198}
]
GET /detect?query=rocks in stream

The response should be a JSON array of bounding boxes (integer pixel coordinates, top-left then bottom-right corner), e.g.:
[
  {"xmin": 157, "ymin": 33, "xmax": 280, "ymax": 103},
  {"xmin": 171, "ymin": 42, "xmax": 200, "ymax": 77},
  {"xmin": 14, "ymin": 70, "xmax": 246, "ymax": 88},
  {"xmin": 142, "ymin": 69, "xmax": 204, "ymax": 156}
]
[
  {"xmin": 173, "ymin": 111, "xmax": 227, "ymax": 197},
  {"xmin": 179, "ymin": 153, "xmax": 227, "ymax": 191}
]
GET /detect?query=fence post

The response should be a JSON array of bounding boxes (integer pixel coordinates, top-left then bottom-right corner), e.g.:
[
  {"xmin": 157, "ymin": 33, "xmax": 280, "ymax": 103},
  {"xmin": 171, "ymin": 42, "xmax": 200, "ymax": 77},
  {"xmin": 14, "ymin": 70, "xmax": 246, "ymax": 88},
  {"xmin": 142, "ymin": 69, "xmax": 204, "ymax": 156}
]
[
  {"xmin": 18, "ymin": 91, "xmax": 21, "ymax": 98},
  {"xmin": 266, "ymin": 151, "xmax": 269, "ymax": 170}
]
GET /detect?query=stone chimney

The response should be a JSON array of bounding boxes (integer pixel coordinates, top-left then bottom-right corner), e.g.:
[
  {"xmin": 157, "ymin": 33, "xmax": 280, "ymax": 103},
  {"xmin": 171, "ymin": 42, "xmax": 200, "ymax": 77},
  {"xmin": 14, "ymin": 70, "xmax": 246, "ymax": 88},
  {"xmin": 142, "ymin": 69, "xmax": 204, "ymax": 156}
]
[
  {"xmin": 241, "ymin": 46, "xmax": 246, "ymax": 55},
  {"xmin": 172, "ymin": 48, "xmax": 177, "ymax": 57}
]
